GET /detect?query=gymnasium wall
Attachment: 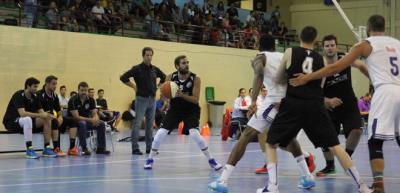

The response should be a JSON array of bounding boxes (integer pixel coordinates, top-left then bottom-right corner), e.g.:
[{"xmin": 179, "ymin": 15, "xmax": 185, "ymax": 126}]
[{"xmin": 0, "ymin": 25, "xmax": 255, "ymax": 130}]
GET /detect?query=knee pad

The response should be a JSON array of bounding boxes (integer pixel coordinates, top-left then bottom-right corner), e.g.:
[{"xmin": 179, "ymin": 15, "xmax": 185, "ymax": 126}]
[
  {"xmin": 368, "ymin": 138, "xmax": 384, "ymax": 160},
  {"xmin": 51, "ymin": 118, "xmax": 59, "ymax": 130}
]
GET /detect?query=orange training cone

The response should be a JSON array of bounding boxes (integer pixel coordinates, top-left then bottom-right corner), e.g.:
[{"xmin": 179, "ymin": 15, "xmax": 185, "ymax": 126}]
[{"xmin": 201, "ymin": 123, "xmax": 211, "ymax": 137}]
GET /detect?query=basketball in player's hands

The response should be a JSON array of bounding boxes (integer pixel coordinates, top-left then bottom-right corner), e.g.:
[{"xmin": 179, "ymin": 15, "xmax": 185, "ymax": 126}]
[{"xmin": 160, "ymin": 81, "xmax": 179, "ymax": 99}]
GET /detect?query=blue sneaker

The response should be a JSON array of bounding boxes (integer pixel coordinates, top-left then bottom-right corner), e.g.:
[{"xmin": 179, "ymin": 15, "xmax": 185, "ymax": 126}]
[
  {"xmin": 26, "ymin": 148, "xmax": 40, "ymax": 159},
  {"xmin": 297, "ymin": 175, "xmax": 316, "ymax": 189},
  {"xmin": 208, "ymin": 179, "xmax": 228, "ymax": 193},
  {"xmin": 144, "ymin": 158, "xmax": 154, "ymax": 170},
  {"xmin": 209, "ymin": 159, "xmax": 223, "ymax": 171},
  {"xmin": 43, "ymin": 146, "xmax": 57, "ymax": 158}
]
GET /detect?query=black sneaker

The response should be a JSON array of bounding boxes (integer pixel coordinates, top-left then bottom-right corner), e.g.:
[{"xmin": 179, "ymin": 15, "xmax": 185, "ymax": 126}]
[
  {"xmin": 132, "ymin": 149, "xmax": 143, "ymax": 155},
  {"xmin": 96, "ymin": 148, "xmax": 111, "ymax": 155},
  {"xmin": 82, "ymin": 148, "xmax": 91, "ymax": 156},
  {"xmin": 316, "ymin": 166, "xmax": 336, "ymax": 177}
]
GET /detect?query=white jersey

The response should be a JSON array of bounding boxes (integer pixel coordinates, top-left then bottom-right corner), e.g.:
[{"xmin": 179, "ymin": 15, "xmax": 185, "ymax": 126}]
[
  {"xmin": 260, "ymin": 51, "xmax": 287, "ymax": 103},
  {"xmin": 365, "ymin": 36, "xmax": 400, "ymax": 89}
]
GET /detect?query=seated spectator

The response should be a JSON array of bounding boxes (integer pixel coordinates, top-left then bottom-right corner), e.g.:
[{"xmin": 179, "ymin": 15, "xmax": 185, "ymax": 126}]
[
  {"xmin": 231, "ymin": 88, "xmax": 251, "ymax": 139},
  {"xmin": 45, "ymin": 2, "xmax": 60, "ymax": 30},
  {"xmin": 181, "ymin": 3, "xmax": 191, "ymax": 25},
  {"xmin": 58, "ymin": 85, "xmax": 75, "ymax": 134},
  {"xmin": 129, "ymin": 0, "xmax": 147, "ymax": 18},
  {"xmin": 246, "ymin": 11, "xmax": 256, "ymax": 27},
  {"xmin": 190, "ymin": 12, "xmax": 204, "ymax": 44},
  {"xmin": 226, "ymin": 2, "xmax": 240, "ymax": 27},
  {"xmin": 256, "ymin": 86, "xmax": 268, "ymax": 107},
  {"xmin": 91, "ymin": 0, "xmax": 111, "ymax": 33},
  {"xmin": 159, "ymin": 3, "xmax": 174, "ymax": 33},
  {"xmin": 246, "ymin": 88, "xmax": 253, "ymax": 102},
  {"xmin": 155, "ymin": 94, "xmax": 169, "ymax": 128},
  {"xmin": 216, "ymin": 1, "xmax": 224, "ymax": 19},
  {"xmin": 2, "ymin": 77, "xmax": 53, "ymax": 159},
  {"xmin": 210, "ymin": 27, "xmax": 221, "ymax": 45},
  {"xmin": 358, "ymin": 92, "xmax": 372, "ymax": 121},
  {"xmin": 278, "ymin": 22, "xmax": 288, "ymax": 44},
  {"xmin": 88, "ymin": 88, "xmax": 95, "ymax": 99},
  {"xmin": 172, "ymin": 6, "xmax": 183, "ymax": 32},
  {"xmin": 37, "ymin": 75, "xmax": 66, "ymax": 157},
  {"xmin": 58, "ymin": 85, "xmax": 69, "ymax": 113},
  {"xmin": 96, "ymin": 89, "xmax": 121, "ymax": 131},
  {"xmin": 68, "ymin": 82, "xmax": 110, "ymax": 155},
  {"xmin": 73, "ymin": 0, "xmax": 91, "ymax": 32},
  {"xmin": 150, "ymin": 14, "xmax": 169, "ymax": 40},
  {"xmin": 70, "ymin": 91, "xmax": 77, "ymax": 98},
  {"xmin": 105, "ymin": 1, "xmax": 122, "ymax": 34}
]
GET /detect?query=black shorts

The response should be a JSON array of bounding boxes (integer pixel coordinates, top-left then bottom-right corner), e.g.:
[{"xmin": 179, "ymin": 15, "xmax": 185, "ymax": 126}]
[
  {"xmin": 4, "ymin": 117, "xmax": 40, "ymax": 133},
  {"xmin": 160, "ymin": 107, "xmax": 200, "ymax": 135},
  {"xmin": 267, "ymin": 97, "xmax": 340, "ymax": 148},
  {"xmin": 329, "ymin": 101, "xmax": 363, "ymax": 138}
]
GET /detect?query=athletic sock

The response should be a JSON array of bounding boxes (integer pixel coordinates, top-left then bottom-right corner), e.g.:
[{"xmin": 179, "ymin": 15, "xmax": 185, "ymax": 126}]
[
  {"xmin": 295, "ymin": 155, "xmax": 311, "ymax": 176},
  {"xmin": 267, "ymin": 163, "xmax": 277, "ymax": 185},
  {"xmin": 26, "ymin": 141, "xmax": 32, "ymax": 149},
  {"xmin": 345, "ymin": 148, "xmax": 355, "ymax": 157},
  {"xmin": 326, "ymin": 160, "xmax": 335, "ymax": 169},
  {"xmin": 347, "ymin": 166, "xmax": 362, "ymax": 186},
  {"xmin": 220, "ymin": 164, "xmax": 235, "ymax": 184}
]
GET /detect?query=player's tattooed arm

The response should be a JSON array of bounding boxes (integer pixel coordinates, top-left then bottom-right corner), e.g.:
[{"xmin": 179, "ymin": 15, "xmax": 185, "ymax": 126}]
[{"xmin": 251, "ymin": 54, "xmax": 265, "ymax": 104}]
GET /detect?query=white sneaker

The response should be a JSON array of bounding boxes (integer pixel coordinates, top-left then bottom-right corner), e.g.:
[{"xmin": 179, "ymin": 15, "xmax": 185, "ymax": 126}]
[
  {"xmin": 256, "ymin": 183, "xmax": 279, "ymax": 193},
  {"xmin": 359, "ymin": 183, "xmax": 373, "ymax": 193}
]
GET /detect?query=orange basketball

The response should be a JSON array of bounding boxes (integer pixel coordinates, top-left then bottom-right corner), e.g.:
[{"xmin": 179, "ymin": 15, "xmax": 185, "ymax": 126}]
[{"xmin": 160, "ymin": 81, "xmax": 179, "ymax": 99}]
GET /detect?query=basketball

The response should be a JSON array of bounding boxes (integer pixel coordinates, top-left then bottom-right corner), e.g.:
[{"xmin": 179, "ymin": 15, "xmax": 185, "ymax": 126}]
[{"xmin": 160, "ymin": 81, "xmax": 179, "ymax": 99}]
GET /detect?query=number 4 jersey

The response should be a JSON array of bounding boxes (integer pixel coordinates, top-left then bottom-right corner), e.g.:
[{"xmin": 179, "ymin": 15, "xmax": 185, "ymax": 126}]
[
  {"xmin": 365, "ymin": 36, "xmax": 400, "ymax": 88},
  {"xmin": 286, "ymin": 47, "xmax": 325, "ymax": 99}
]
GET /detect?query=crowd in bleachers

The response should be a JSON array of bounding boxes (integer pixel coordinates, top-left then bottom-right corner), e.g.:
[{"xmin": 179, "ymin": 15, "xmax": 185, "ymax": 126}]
[{"xmin": 18, "ymin": 0, "xmax": 291, "ymax": 49}]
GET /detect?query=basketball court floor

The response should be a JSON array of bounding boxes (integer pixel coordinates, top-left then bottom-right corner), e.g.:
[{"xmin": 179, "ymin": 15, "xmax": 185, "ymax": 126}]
[{"xmin": 0, "ymin": 132, "xmax": 398, "ymax": 193}]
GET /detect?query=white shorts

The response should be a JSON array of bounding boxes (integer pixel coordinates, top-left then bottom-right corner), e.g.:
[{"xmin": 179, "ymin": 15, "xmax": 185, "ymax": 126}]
[
  {"xmin": 368, "ymin": 85, "xmax": 400, "ymax": 140},
  {"xmin": 247, "ymin": 100, "xmax": 279, "ymax": 133}
]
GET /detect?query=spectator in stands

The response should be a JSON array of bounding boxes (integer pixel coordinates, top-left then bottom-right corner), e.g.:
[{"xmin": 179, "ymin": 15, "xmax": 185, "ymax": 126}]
[
  {"xmin": 246, "ymin": 88, "xmax": 253, "ymax": 102},
  {"xmin": 150, "ymin": 14, "xmax": 169, "ymax": 40},
  {"xmin": 216, "ymin": 1, "xmax": 225, "ymax": 19},
  {"xmin": 45, "ymin": 2, "xmax": 60, "ymax": 30},
  {"xmin": 92, "ymin": 0, "xmax": 111, "ymax": 33},
  {"xmin": 210, "ymin": 26, "xmax": 221, "ymax": 46},
  {"xmin": 96, "ymin": 89, "xmax": 121, "ymax": 131},
  {"xmin": 2, "ymin": 77, "xmax": 53, "ymax": 159},
  {"xmin": 250, "ymin": 26, "xmax": 260, "ymax": 49},
  {"xmin": 37, "ymin": 75, "xmax": 66, "ymax": 157},
  {"xmin": 24, "ymin": 0, "xmax": 37, "ymax": 28},
  {"xmin": 271, "ymin": 6, "xmax": 280, "ymax": 19},
  {"xmin": 246, "ymin": 11, "xmax": 256, "ymax": 27},
  {"xmin": 202, "ymin": 0, "xmax": 212, "ymax": 15},
  {"xmin": 358, "ymin": 92, "xmax": 372, "ymax": 120},
  {"xmin": 105, "ymin": 1, "xmax": 122, "ymax": 34},
  {"xmin": 278, "ymin": 22, "xmax": 288, "ymax": 44},
  {"xmin": 226, "ymin": 2, "xmax": 239, "ymax": 27},
  {"xmin": 191, "ymin": 12, "xmax": 204, "ymax": 44},
  {"xmin": 70, "ymin": 91, "xmax": 77, "ymax": 98},
  {"xmin": 181, "ymin": 3, "xmax": 191, "ymax": 25},
  {"xmin": 159, "ymin": 3, "xmax": 174, "ymax": 32},
  {"xmin": 172, "ymin": 6, "xmax": 183, "ymax": 32},
  {"xmin": 261, "ymin": 20, "xmax": 272, "ymax": 35},
  {"xmin": 130, "ymin": 0, "xmax": 146, "ymax": 18},
  {"xmin": 231, "ymin": 88, "xmax": 251, "ymax": 139},
  {"xmin": 73, "ymin": 0, "xmax": 91, "ymax": 32},
  {"xmin": 270, "ymin": 15, "xmax": 279, "ymax": 35},
  {"xmin": 68, "ymin": 82, "xmax": 110, "ymax": 155}
]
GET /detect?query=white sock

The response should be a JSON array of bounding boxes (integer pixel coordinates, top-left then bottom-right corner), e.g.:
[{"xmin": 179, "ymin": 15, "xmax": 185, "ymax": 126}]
[
  {"xmin": 149, "ymin": 128, "xmax": 168, "ymax": 159},
  {"xmin": 19, "ymin": 117, "xmax": 33, "ymax": 142},
  {"xmin": 189, "ymin": 129, "xmax": 212, "ymax": 159},
  {"xmin": 302, "ymin": 150, "xmax": 310, "ymax": 158},
  {"xmin": 267, "ymin": 163, "xmax": 277, "ymax": 185},
  {"xmin": 347, "ymin": 166, "xmax": 363, "ymax": 186},
  {"xmin": 295, "ymin": 155, "xmax": 310, "ymax": 176},
  {"xmin": 220, "ymin": 164, "xmax": 235, "ymax": 184}
]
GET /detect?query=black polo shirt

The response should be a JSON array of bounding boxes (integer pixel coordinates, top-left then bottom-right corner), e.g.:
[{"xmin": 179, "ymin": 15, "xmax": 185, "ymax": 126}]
[
  {"xmin": 120, "ymin": 62, "xmax": 166, "ymax": 98},
  {"xmin": 37, "ymin": 89, "xmax": 61, "ymax": 113},
  {"xmin": 68, "ymin": 95, "xmax": 96, "ymax": 118},
  {"xmin": 2, "ymin": 90, "xmax": 42, "ymax": 124},
  {"xmin": 96, "ymin": 98, "xmax": 108, "ymax": 110}
]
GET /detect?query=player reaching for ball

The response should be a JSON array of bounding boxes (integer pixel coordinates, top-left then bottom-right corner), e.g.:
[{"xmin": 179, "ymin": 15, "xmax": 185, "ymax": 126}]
[{"xmin": 144, "ymin": 55, "xmax": 223, "ymax": 170}]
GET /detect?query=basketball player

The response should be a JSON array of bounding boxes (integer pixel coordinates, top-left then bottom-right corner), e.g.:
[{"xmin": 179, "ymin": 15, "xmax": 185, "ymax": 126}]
[
  {"xmin": 2, "ymin": 77, "xmax": 54, "ymax": 159},
  {"xmin": 208, "ymin": 34, "xmax": 315, "ymax": 193},
  {"xmin": 290, "ymin": 15, "xmax": 399, "ymax": 193},
  {"xmin": 144, "ymin": 55, "xmax": 222, "ymax": 170},
  {"xmin": 258, "ymin": 26, "xmax": 372, "ymax": 193},
  {"xmin": 316, "ymin": 34, "xmax": 367, "ymax": 177},
  {"xmin": 37, "ymin": 75, "xmax": 66, "ymax": 157}
]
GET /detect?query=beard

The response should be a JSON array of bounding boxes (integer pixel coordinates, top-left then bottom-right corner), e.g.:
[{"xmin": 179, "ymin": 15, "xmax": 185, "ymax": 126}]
[{"xmin": 179, "ymin": 68, "xmax": 189, "ymax": 74}]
